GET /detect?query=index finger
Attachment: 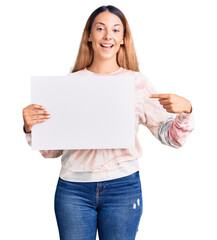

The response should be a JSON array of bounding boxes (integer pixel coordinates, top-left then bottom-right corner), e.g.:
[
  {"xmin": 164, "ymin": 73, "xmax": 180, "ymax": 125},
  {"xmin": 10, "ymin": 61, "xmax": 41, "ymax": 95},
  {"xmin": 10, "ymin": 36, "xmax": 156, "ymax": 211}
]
[{"xmin": 149, "ymin": 94, "xmax": 169, "ymax": 99}]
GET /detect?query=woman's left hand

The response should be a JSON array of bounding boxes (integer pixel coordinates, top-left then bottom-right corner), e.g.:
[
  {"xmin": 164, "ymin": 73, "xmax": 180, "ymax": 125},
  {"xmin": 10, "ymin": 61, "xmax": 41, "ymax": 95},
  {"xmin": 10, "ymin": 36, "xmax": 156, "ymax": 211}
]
[{"xmin": 149, "ymin": 93, "xmax": 192, "ymax": 114}]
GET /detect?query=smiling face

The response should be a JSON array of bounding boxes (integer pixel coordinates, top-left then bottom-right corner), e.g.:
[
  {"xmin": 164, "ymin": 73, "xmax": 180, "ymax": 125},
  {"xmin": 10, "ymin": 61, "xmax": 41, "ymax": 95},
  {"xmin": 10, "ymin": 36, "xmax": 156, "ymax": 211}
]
[{"xmin": 88, "ymin": 11, "xmax": 124, "ymax": 62}]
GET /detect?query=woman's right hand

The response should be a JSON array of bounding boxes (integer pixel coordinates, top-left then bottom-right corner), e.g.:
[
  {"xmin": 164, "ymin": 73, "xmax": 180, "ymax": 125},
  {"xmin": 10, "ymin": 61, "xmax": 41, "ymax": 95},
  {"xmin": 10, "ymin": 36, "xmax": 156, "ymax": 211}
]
[{"xmin": 23, "ymin": 104, "xmax": 51, "ymax": 133}]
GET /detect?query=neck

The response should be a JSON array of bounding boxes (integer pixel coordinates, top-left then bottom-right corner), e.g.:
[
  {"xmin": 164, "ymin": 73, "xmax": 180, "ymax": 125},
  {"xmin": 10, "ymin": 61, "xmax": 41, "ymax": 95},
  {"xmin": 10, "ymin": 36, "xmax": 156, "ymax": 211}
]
[{"xmin": 87, "ymin": 58, "xmax": 120, "ymax": 74}]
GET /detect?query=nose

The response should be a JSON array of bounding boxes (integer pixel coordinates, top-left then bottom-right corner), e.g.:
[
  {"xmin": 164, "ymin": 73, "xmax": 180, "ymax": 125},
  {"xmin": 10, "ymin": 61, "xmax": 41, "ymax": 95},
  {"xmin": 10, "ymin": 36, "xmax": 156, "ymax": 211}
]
[{"xmin": 103, "ymin": 30, "xmax": 112, "ymax": 40}]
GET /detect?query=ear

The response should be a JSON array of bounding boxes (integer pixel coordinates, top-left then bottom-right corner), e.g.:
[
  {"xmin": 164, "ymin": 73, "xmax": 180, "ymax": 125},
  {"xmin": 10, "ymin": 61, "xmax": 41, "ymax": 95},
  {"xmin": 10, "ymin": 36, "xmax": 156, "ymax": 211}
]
[
  {"xmin": 121, "ymin": 39, "xmax": 124, "ymax": 45},
  {"xmin": 88, "ymin": 34, "xmax": 92, "ymax": 42}
]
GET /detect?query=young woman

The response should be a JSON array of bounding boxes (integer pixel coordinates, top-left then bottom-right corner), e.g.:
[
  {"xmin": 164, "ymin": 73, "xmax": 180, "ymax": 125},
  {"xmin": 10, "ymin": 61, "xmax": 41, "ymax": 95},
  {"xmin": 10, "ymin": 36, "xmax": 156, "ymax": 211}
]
[{"xmin": 23, "ymin": 5, "xmax": 194, "ymax": 240}]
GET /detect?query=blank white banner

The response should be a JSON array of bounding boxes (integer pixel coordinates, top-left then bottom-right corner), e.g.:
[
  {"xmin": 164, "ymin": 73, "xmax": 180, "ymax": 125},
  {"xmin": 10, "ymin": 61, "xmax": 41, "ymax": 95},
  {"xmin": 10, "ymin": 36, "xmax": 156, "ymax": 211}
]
[{"xmin": 31, "ymin": 75, "xmax": 135, "ymax": 150}]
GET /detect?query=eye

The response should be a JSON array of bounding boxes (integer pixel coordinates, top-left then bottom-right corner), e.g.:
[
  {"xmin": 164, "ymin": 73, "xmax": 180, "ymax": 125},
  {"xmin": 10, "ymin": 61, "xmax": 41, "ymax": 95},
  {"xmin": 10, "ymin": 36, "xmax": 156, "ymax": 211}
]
[
  {"xmin": 96, "ymin": 27, "xmax": 104, "ymax": 31},
  {"xmin": 113, "ymin": 29, "xmax": 120, "ymax": 33}
]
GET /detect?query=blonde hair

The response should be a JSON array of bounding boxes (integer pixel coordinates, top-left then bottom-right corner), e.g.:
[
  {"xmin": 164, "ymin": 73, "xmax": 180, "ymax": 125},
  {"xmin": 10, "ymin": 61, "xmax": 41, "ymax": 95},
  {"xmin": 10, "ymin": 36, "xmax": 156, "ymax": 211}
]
[{"xmin": 71, "ymin": 5, "xmax": 139, "ymax": 73}]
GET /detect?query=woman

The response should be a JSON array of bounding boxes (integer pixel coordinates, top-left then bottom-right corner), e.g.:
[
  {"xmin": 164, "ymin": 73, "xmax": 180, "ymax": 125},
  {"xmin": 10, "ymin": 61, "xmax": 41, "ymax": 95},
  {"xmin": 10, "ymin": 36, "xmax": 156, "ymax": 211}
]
[{"xmin": 23, "ymin": 5, "xmax": 194, "ymax": 240}]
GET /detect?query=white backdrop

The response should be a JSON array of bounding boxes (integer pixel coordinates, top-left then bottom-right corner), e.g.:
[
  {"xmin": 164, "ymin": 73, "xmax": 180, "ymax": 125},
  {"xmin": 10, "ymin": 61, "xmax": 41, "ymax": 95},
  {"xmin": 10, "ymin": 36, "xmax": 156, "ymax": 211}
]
[{"xmin": 1, "ymin": 0, "xmax": 216, "ymax": 239}]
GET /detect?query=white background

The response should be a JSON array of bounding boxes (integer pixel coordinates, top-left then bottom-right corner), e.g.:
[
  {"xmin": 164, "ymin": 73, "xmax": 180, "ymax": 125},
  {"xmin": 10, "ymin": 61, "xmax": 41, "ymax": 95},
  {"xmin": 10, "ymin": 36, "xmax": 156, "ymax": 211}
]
[{"xmin": 1, "ymin": 0, "xmax": 216, "ymax": 239}]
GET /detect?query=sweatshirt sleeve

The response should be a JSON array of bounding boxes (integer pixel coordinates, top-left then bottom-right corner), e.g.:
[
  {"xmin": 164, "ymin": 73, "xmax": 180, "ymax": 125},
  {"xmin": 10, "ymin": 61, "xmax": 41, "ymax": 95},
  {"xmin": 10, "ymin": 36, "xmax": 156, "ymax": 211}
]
[
  {"xmin": 138, "ymin": 73, "xmax": 194, "ymax": 148},
  {"xmin": 24, "ymin": 126, "xmax": 63, "ymax": 158}
]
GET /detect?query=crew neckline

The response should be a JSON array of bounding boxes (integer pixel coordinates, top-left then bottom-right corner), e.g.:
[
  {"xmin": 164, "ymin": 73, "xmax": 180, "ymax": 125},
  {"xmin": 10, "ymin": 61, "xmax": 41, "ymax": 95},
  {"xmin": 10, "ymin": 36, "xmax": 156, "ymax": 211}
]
[{"xmin": 84, "ymin": 67, "xmax": 123, "ymax": 75}]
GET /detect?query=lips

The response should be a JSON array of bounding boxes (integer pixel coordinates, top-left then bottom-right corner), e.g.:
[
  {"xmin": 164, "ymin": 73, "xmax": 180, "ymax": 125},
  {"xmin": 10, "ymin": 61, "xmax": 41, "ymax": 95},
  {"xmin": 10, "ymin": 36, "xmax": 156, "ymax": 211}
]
[{"xmin": 100, "ymin": 43, "xmax": 114, "ymax": 48}]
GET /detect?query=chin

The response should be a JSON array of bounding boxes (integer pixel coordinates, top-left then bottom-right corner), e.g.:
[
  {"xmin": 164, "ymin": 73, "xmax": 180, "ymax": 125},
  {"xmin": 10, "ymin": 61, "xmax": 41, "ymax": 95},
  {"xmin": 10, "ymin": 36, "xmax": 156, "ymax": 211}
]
[
  {"xmin": 99, "ymin": 52, "xmax": 119, "ymax": 60},
  {"xmin": 100, "ymin": 55, "xmax": 116, "ymax": 60}
]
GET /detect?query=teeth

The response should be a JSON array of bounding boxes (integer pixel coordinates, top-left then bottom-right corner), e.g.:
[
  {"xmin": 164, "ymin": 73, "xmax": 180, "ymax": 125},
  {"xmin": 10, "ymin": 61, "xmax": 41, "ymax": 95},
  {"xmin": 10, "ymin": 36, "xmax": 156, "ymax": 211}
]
[{"xmin": 101, "ymin": 44, "xmax": 113, "ymax": 47}]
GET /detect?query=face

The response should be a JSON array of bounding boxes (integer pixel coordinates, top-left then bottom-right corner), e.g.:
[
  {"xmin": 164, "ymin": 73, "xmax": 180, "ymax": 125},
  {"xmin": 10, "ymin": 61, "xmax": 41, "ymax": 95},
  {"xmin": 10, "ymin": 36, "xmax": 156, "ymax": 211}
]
[{"xmin": 88, "ymin": 11, "xmax": 124, "ymax": 61}]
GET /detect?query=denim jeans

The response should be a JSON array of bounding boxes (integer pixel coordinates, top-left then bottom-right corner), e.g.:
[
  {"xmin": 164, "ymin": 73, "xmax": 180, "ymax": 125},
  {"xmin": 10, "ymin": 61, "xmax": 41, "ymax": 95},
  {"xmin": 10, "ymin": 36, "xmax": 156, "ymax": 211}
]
[{"xmin": 54, "ymin": 171, "xmax": 143, "ymax": 240}]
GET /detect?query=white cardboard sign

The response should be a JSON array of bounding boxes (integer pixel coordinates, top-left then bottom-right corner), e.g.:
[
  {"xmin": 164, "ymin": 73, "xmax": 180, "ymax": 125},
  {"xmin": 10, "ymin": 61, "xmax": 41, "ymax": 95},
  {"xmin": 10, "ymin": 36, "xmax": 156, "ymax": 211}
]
[{"xmin": 31, "ymin": 75, "xmax": 135, "ymax": 150}]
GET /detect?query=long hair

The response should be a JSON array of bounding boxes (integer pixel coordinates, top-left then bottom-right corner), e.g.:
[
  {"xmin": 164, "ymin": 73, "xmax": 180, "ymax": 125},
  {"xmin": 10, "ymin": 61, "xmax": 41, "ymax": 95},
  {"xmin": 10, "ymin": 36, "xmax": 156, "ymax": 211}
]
[{"xmin": 71, "ymin": 5, "xmax": 139, "ymax": 73}]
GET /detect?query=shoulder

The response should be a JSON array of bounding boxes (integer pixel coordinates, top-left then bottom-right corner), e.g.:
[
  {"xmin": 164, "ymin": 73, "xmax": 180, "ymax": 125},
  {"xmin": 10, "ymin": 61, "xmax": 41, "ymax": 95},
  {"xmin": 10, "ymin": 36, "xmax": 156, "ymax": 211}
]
[
  {"xmin": 122, "ymin": 69, "xmax": 151, "ymax": 85},
  {"xmin": 122, "ymin": 69, "xmax": 157, "ymax": 93}
]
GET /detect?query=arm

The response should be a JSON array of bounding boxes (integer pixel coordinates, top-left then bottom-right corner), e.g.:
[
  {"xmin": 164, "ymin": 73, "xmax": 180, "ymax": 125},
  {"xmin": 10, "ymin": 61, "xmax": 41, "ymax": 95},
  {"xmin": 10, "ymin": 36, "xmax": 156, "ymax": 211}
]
[
  {"xmin": 23, "ymin": 104, "xmax": 63, "ymax": 158},
  {"xmin": 158, "ymin": 111, "xmax": 194, "ymax": 148},
  {"xmin": 138, "ymin": 74, "xmax": 194, "ymax": 148}
]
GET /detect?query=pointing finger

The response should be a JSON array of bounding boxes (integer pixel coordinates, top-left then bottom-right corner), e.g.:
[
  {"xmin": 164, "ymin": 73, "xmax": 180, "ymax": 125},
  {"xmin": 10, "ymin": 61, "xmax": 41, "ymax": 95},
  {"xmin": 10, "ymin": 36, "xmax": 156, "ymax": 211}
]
[{"xmin": 149, "ymin": 94, "xmax": 169, "ymax": 99}]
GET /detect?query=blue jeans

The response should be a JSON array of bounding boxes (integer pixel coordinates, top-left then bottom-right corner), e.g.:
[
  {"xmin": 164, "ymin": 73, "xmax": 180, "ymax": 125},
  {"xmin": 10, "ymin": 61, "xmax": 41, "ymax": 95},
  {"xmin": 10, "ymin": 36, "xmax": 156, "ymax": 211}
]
[{"xmin": 54, "ymin": 171, "xmax": 143, "ymax": 240}]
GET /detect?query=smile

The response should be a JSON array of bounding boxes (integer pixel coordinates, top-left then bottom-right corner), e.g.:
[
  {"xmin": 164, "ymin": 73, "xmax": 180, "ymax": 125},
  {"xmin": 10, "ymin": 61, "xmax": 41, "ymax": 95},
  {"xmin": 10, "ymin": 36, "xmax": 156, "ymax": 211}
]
[{"xmin": 100, "ymin": 43, "xmax": 114, "ymax": 49}]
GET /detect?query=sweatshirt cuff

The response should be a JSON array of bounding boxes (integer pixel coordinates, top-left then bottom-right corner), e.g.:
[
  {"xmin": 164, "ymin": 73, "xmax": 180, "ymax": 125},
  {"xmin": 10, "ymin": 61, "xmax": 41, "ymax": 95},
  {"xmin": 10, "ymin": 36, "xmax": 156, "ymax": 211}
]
[{"xmin": 176, "ymin": 108, "xmax": 194, "ymax": 123}]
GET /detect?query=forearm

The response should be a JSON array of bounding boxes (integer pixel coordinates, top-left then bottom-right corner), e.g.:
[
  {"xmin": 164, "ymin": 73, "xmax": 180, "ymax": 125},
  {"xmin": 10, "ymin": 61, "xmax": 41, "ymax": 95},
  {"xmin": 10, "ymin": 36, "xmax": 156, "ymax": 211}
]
[
  {"xmin": 158, "ymin": 111, "xmax": 194, "ymax": 148},
  {"xmin": 168, "ymin": 111, "xmax": 194, "ymax": 147}
]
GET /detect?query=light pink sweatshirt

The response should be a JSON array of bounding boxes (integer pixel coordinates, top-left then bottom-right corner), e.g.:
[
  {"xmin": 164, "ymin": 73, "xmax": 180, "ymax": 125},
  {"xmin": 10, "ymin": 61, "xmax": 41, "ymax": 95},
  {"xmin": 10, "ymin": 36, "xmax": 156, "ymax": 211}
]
[{"xmin": 25, "ymin": 67, "xmax": 194, "ymax": 182}]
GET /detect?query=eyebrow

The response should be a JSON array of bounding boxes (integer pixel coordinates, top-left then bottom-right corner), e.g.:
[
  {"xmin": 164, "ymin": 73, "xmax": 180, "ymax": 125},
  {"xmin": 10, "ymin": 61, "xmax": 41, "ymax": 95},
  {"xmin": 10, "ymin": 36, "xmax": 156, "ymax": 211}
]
[{"xmin": 95, "ymin": 22, "xmax": 121, "ymax": 27}]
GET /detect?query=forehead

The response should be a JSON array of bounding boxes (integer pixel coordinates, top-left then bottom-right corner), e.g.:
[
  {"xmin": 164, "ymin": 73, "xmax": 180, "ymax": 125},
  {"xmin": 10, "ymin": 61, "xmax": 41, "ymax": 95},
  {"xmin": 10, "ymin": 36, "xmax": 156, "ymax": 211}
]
[{"xmin": 93, "ymin": 11, "xmax": 123, "ymax": 27}]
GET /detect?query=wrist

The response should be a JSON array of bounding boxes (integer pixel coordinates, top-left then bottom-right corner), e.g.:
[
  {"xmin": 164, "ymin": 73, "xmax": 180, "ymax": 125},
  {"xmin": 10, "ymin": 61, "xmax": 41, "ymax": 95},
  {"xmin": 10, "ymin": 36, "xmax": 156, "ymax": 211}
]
[
  {"xmin": 23, "ymin": 125, "xmax": 31, "ymax": 133},
  {"xmin": 183, "ymin": 101, "xmax": 192, "ymax": 114}
]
